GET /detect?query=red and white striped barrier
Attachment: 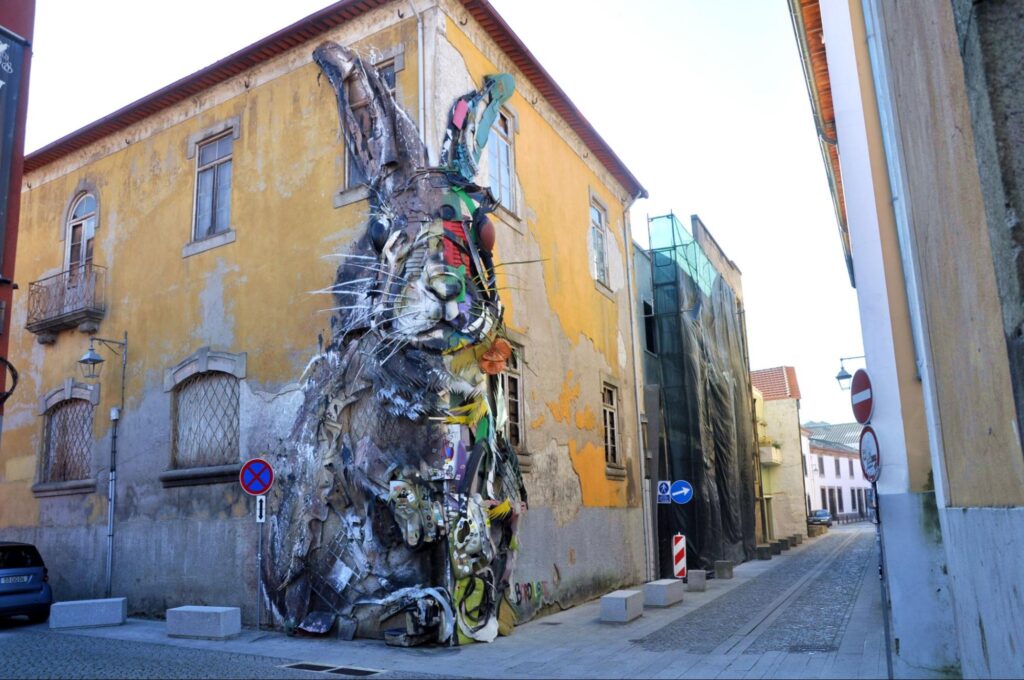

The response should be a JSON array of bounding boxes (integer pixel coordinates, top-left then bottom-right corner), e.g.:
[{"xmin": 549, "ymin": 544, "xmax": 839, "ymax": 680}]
[{"xmin": 673, "ymin": 533, "xmax": 687, "ymax": 579}]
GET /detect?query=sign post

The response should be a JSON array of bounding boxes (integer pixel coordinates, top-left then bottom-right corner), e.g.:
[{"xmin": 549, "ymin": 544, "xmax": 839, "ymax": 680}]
[
  {"xmin": 240, "ymin": 458, "xmax": 274, "ymax": 634},
  {"xmin": 672, "ymin": 534, "xmax": 687, "ymax": 579}
]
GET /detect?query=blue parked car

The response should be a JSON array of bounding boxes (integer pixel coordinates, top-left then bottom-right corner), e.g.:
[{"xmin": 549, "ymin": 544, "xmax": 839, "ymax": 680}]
[{"xmin": 0, "ymin": 542, "xmax": 52, "ymax": 623}]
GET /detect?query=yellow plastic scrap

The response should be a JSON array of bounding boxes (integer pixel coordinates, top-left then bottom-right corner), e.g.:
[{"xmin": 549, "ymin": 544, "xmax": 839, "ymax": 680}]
[
  {"xmin": 488, "ymin": 499, "xmax": 512, "ymax": 521},
  {"xmin": 446, "ymin": 398, "xmax": 489, "ymax": 428},
  {"xmin": 497, "ymin": 593, "xmax": 517, "ymax": 636}
]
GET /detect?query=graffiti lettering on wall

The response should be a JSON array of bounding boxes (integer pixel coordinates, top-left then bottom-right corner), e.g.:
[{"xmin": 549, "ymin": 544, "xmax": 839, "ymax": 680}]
[
  {"xmin": 513, "ymin": 580, "xmax": 553, "ymax": 609},
  {"xmin": 262, "ymin": 41, "xmax": 527, "ymax": 648}
]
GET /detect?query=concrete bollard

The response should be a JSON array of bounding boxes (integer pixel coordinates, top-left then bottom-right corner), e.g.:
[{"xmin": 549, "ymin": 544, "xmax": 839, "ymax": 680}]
[
  {"xmin": 779, "ymin": 538, "xmax": 790, "ymax": 551},
  {"xmin": 769, "ymin": 541, "xmax": 783, "ymax": 555},
  {"xmin": 644, "ymin": 579, "xmax": 685, "ymax": 607},
  {"xmin": 50, "ymin": 598, "xmax": 127, "ymax": 629},
  {"xmin": 790, "ymin": 534, "xmax": 803, "ymax": 546},
  {"xmin": 714, "ymin": 560, "xmax": 734, "ymax": 579},
  {"xmin": 686, "ymin": 570, "xmax": 707, "ymax": 592},
  {"xmin": 599, "ymin": 590, "xmax": 643, "ymax": 623},
  {"xmin": 756, "ymin": 544, "xmax": 772, "ymax": 560},
  {"xmin": 167, "ymin": 606, "xmax": 241, "ymax": 640}
]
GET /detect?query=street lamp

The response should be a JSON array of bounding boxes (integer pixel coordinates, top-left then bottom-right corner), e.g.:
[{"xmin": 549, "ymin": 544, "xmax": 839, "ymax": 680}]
[
  {"xmin": 834, "ymin": 355, "xmax": 864, "ymax": 391},
  {"xmin": 77, "ymin": 333, "xmax": 127, "ymax": 599}
]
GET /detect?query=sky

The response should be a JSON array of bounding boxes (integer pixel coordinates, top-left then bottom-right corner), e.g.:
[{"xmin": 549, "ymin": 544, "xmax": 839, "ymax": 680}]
[{"xmin": 23, "ymin": 0, "xmax": 864, "ymax": 423}]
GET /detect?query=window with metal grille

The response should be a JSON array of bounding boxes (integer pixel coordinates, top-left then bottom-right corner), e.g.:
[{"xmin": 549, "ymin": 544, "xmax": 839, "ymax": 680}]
[
  {"xmin": 194, "ymin": 134, "xmax": 233, "ymax": 241},
  {"xmin": 498, "ymin": 348, "xmax": 524, "ymax": 452},
  {"xmin": 590, "ymin": 201, "xmax": 609, "ymax": 287},
  {"xmin": 488, "ymin": 109, "xmax": 515, "ymax": 212},
  {"xmin": 346, "ymin": 61, "xmax": 397, "ymax": 189},
  {"xmin": 603, "ymin": 383, "xmax": 619, "ymax": 465},
  {"xmin": 41, "ymin": 399, "xmax": 93, "ymax": 483},
  {"xmin": 172, "ymin": 371, "xmax": 239, "ymax": 468}
]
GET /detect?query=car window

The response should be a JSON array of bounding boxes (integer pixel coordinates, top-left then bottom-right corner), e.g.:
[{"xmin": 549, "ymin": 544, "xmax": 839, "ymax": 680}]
[{"xmin": 0, "ymin": 546, "xmax": 43, "ymax": 569}]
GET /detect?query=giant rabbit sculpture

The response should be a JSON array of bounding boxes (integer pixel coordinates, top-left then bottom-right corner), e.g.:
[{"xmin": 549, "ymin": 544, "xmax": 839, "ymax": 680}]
[{"xmin": 262, "ymin": 41, "xmax": 527, "ymax": 646}]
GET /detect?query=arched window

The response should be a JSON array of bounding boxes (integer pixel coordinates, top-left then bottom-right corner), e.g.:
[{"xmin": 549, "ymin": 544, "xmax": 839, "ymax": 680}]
[
  {"xmin": 172, "ymin": 371, "xmax": 239, "ymax": 469},
  {"xmin": 66, "ymin": 193, "xmax": 96, "ymax": 277},
  {"xmin": 40, "ymin": 398, "xmax": 93, "ymax": 483}
]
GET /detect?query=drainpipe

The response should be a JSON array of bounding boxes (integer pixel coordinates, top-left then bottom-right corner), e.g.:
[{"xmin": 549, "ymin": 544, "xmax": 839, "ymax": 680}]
[
  {"xmin": 622, "ymin": 202, "xmax": 656, "ymax": 583},
  {"xmin": 406, "ymin": 0, "xmax": 427, "ymax": 152}
]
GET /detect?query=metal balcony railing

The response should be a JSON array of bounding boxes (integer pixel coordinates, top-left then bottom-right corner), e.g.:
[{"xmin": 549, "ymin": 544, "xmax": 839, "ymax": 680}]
[{"xmin": 26, "ymin": 265, "xmax": 107, "ymax": 335}]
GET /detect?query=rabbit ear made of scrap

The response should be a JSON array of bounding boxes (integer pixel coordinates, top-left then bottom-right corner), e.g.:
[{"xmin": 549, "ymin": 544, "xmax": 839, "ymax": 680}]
[{"xmin": 441, "ymin": 74, "xmax": 515, "ymax": 182}]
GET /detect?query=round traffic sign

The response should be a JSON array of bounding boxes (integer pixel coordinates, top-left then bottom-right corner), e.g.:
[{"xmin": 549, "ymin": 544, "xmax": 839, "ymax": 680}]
[
  {"xmin": 240, "ymin": 458, "xmax": 274, "ymax": 496},
  {"xmin": 670, "ymin": 480, "xmax": 694, "ymax": 505},
  {"xmin": 851, "ymin": 369, "xmax": 873, "ymax": 424},
  {"xmin": 860, "ymin": 426, "xmax": 881, "ymax": 483}
]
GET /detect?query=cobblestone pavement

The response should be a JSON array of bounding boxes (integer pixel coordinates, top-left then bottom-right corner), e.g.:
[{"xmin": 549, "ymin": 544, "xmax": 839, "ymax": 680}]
[
  {"xmin": 0, "ymin": 624, "xmax": 458, "ymax": 680},
  {"xmin": 0, "ymin": 525, "xmax": 885, "ymax": 679},
  {"xmin": 635, "ymin": 532, "xmax": 852, "ymax": 653}
]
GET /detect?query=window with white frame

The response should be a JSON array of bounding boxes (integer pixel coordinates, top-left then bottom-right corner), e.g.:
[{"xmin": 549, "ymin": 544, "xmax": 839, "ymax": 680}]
[
  {"xmin": 172, "ymin": 371, "xmax": 239, "ymax": 469},
  {"xmin": 602, "ymin": 382, "xmax": 620, "ymax": 465},
  {"xmin": 488, "ymin": 109, "xmax": 515, "ymax": 212},
  {"xmin": 834, "ymin": 457, "xmax": 841, "ymax": 477},
  {"xmin": 40, "ymin": 399, "xmax": 93, "ymax": 483},
  {"xmin": 193, "ymin": 134, "xmax": 233, "ymax": 241},
  {"xmin": 818, "ymin": 455, "xmax": 824, "ymax": 477},
  {"xmin": 497, "ymin": 347, "xmax": 524, "ymax": 452},
  {"xmin": 346, "ymin": 60, "xmax": 397, "ymax": 189},
  {"xmin": 66, "ymin": 193, "xmax": 96, "ymax": 278},
  {"xmin": 848, "ymin": 459, "xmax": 854, "ymax": 477},
  {"xmin": 590, "ymin": 199, "xmax": 609, "ymax": 287}
]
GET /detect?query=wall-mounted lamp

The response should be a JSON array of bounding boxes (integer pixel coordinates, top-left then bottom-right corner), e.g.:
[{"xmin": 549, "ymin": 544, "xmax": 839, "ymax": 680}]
[
  {"xmin": 835, "ymin": 355, "xmax": 865, "ymax": 391},
  {"xmin": 77, "ymin": 332, "xmax": 127, "ymax": 599}
]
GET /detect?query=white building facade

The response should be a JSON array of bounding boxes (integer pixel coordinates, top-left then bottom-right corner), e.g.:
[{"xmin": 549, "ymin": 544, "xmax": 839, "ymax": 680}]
[{"xmin": 803, "ymin": 423, "xmax": 873, "ymax": 521}]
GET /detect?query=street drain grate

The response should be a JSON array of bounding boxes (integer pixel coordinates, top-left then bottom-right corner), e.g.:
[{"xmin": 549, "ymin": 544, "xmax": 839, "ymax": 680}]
[
  {"xmin": 285, "ymin": 663, "xmax": 337, "ymax": 672},
  {"xmin": 282, "ymin": 662, "xmax": 381, "ymax": 676},
  {"xmin": 327, "ymin": 669, "xmax": 379, "ymax": 677}
]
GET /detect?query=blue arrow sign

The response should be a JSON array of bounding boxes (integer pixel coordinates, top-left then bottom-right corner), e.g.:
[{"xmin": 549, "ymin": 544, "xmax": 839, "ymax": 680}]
[
  {"xmin": 657, "ymin": 480, "xmax": 671, "ymax": 504},
  {"xmin": 670, "ymin": 480, "xmax": 693, "ymax": 505}
]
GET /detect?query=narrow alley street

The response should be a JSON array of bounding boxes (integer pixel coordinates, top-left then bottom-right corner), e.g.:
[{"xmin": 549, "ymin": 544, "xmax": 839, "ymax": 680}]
[{"xmin": 0, "ymin": 525, "xmax": 886, "ymax": 680}]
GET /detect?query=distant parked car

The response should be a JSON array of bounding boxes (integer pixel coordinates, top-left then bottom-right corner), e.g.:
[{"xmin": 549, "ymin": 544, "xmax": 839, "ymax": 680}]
[
  {"xmin": 0, "ymin": 542, "xmax": 53, "ymax": 623},
  {"xmin": 808, "ymin": 509, "xmax": 833, "ymax": 527}
]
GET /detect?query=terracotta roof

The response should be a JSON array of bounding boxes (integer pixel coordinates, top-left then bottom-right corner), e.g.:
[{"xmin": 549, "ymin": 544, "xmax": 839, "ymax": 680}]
[
  {"xmin": 750, "ymin": 366, "xmax": 802, "ymax": 401},
  {"xmin": 788, "ymin": 0, "xmax": 853, "ymax": 286},
  {"xmin": 24, "ymin": 0, "xmax": 646, "ymax": 200}
]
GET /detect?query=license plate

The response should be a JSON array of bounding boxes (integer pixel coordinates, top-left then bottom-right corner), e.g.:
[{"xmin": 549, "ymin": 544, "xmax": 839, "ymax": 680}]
[{"xmin": 0, "ymin": 576, "xmax": 30, "ymax": 584}]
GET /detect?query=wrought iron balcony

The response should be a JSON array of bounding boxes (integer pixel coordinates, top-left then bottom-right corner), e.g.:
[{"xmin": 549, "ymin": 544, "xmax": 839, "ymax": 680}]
[{"xmin": 26, "ymin": 265, "xmax": 107, "ymax": 335}]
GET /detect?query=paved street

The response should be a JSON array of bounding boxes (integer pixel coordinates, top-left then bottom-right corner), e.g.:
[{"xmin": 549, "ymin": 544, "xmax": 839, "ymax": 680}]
[{"xmin": 0, "ymin": 525, "xmax": 885, "ymax": 679}]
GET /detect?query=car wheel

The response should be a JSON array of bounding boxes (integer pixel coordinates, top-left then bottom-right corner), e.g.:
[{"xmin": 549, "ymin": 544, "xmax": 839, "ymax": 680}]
[{"xmin": 27, "ymin": 608, "xmax": 49, "ymax": 624}]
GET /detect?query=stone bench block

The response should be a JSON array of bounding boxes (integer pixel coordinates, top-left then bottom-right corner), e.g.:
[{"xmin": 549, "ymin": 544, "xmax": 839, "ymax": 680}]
[
  {"xmin": 167, "ymin": 606, "xmax": 241, "ymax": 639},
  {"xmin": 600, "ymin": 590, "xmax": 643, "ymax": 623},
  {"xmin": 756, "ymin": 544, "xmax": 772, "ymax": 560},
  {"xmin": 769, "ymin": 541, "xmax": 783, "ymax": 555},
  {"xmin": 50, "ymin": 598, "xmax": 127, "ymax": 629},
  {"xmin": 714, "ymin": 560, "xmax": 734, "ymax": 580},
  {"xmin": 779, "ymin": 538, "xmax": 791, "ymax": 551},
  {"xmin": 644, "ymin": 579, "xmax": 685, "ymax": 607},
  {"xmin": 790, "ymin": 534, "xmax": 803, "ymax": 545},
  {"xmin": 686, "ymin": 570, "xmax": 707, "ymax": 592}
]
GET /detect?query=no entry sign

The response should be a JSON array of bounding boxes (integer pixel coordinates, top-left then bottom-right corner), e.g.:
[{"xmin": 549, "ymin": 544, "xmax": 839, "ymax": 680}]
[
  {"xmin": 240, "ymin": 458, "xmax": 274, "ymax": 496},
  {"xmin": 851, "ymin": 369, "xmax": 874, "ymax": 424},
  {"xmin": 860, "ymin": 426, "xmax": 881, "ymax": 483}
]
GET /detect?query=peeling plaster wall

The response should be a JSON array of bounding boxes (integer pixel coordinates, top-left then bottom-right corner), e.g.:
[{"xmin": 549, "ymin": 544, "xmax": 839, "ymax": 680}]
[
  {"xmin": 434, "ymin": 7, "xmax": 647, "ymax": 614},
  {"xmin": 0, "ymin": 0, "xmax": 646, "ymax": 626}
]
